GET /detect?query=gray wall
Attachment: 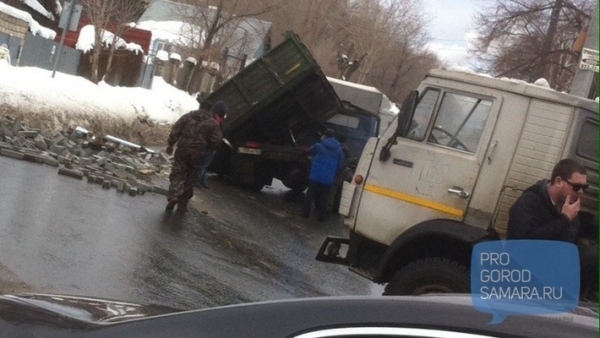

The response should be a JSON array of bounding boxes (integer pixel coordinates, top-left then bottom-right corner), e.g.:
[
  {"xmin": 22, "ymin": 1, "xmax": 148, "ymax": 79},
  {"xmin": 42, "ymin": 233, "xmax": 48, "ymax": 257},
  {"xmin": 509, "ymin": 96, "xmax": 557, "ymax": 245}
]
[{"xmin": 20, "ymin": 32, "xmax": 81, "ymax": 75}]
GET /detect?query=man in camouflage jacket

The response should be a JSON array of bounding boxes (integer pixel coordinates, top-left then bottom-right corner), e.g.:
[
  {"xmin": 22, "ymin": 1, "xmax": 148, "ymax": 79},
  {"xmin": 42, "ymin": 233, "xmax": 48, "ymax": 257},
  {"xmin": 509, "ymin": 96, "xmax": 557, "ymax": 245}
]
[{"xmin": 165, "ymin": 100, "xmax": 223, "ymax": 212}]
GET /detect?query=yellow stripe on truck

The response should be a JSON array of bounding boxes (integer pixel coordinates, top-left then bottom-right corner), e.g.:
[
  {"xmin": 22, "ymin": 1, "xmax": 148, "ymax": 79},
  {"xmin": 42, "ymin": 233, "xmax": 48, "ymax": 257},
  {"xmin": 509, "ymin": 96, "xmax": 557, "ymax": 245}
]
[{"xmin": 364, "ymin": 184, "xmax": 464, "ymax": 218}]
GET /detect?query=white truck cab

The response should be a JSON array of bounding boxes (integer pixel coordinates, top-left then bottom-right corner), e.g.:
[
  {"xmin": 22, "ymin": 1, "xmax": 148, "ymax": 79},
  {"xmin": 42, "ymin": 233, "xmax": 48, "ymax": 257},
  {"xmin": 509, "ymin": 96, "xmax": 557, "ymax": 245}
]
[{"xmin": 317, "ymin": 68, "xmax": 598, "ymax": 296}]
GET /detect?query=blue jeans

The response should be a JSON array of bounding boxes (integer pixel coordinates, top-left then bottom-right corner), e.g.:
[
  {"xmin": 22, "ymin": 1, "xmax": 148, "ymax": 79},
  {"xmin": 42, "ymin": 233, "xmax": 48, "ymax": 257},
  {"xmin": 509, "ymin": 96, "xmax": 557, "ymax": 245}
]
[{"xmin": 197, "ymin": 149, "xmax": 216, "ymax": 186}]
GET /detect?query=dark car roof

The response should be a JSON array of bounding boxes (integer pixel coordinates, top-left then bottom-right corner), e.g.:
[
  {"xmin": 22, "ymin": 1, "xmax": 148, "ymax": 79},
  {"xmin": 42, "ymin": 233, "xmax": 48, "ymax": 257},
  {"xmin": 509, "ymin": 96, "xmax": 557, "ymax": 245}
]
[{"xmin": 0, "ymin": 294, "xmax": 597, "ymax": 338}]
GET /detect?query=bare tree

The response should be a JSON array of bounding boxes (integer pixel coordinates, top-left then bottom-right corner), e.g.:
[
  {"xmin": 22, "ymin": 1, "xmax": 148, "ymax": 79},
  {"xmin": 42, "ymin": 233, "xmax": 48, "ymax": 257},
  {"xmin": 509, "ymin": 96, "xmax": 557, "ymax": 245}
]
[
  {"xmin": 104, "ymin": 0, "xmax": 147, "ymax": 85},
  {"xmin": 469, "ymin": 0, "xmax": 594, "ymax": 90},
  {"xmin": 79, "ymin": 0, "xmax": 119, "ymax": 83},
  {"xmin": 329, "ymin": 0, "xmax": 428, "ymax": 84},
  {"xmin": 78, "ymin": 0, "xmax": 149, "ymax": 83},
  {"xmin": 171, "ymin": 0, "xmax": 281, "ymax": 93}
]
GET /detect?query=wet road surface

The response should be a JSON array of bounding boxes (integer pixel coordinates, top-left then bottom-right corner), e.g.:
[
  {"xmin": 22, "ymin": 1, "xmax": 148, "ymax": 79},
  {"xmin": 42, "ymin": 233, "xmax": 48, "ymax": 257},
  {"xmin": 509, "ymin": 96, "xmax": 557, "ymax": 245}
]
[{"xmin": 0, "ymin": 156, "xmax": 382, "ymax": 311}]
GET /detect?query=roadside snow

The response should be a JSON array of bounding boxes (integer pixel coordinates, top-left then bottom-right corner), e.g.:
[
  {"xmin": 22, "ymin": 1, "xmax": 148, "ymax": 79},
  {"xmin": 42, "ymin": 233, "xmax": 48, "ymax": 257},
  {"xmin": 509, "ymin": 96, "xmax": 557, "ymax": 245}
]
[{"xmin": 0, "ymin": 65, "xmax": 198, "ymax": 124}]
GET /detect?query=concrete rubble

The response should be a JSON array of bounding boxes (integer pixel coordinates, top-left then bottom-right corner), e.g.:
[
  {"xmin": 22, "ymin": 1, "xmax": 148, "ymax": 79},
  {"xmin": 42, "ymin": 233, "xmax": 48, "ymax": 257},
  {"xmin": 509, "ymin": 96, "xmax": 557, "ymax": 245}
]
[{"xmin": 0, "ymin": 116, "xmax": 172, "ymax": 197}]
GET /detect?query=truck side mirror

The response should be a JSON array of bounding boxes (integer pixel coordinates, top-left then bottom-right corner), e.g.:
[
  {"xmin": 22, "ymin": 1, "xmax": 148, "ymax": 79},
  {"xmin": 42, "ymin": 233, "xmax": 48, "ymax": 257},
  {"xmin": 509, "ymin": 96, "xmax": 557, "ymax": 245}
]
[
  {"xmin": 396, "ymin": 90, "xmax": 419, "ymax": 137},
  {"xmin": 379, "ymin": 90, "xmax": 418, "ymax": 162}
]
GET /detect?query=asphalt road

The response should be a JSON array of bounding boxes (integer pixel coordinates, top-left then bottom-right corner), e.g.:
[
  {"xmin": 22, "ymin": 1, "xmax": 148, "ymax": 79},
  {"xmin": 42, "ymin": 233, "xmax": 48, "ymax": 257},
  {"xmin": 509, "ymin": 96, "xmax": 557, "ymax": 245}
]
[{"xmin": 0, "ymin": 156, "xmax": 382, "ymax": 311}]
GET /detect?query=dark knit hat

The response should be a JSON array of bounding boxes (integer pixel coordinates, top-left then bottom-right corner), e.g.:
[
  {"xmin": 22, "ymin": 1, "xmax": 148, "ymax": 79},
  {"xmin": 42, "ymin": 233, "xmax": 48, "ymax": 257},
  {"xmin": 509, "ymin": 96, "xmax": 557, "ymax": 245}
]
[{"xmin": 211, "ymin": 101, "xmax": 228, "ymax": 117}]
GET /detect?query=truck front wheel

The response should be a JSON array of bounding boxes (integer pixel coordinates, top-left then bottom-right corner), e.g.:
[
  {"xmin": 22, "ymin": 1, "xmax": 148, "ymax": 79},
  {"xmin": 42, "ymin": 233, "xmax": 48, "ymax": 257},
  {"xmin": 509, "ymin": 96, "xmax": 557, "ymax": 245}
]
[{"xmin": 383, "ymin": 257, "xmax": 470, "ymax": 295}]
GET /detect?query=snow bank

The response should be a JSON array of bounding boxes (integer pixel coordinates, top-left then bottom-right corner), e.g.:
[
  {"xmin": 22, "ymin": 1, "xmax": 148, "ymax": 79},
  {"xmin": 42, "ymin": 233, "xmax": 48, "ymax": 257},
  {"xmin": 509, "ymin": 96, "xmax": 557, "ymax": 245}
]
[{"xmin": 0, "ymin": 66, "xmax": 199, "ymax": 145}]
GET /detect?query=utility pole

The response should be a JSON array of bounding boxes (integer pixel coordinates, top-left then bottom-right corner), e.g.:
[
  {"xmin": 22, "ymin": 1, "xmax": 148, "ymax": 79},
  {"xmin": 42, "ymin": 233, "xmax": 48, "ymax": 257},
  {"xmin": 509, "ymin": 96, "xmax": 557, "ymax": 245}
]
[
  {"xmin": 52, "ymin": 0, "xmax": 80, "ymax": 78},
  {"xmin": 535, "ymin": 0, "xmax": 564, "ymax": 81},
  {"xmin": 569, "ymin": 1, "xmax": 598, "ymax": 99}
]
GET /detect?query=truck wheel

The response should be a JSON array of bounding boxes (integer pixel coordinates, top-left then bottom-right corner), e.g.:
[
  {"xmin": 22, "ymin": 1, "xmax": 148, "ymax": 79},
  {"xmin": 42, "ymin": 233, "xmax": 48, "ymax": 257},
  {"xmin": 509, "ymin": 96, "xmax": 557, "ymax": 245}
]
[{"xmin": 383, "ymin": 257, "xmax": 470, "ymax": 295}]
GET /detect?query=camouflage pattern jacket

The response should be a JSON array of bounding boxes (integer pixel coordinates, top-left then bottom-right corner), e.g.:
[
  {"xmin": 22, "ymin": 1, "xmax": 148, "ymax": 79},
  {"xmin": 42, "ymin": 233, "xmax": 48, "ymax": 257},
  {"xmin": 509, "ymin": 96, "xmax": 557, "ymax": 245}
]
[{"xmin": 168, "ymin": 109, "xmax": 222, "ymax": 150}]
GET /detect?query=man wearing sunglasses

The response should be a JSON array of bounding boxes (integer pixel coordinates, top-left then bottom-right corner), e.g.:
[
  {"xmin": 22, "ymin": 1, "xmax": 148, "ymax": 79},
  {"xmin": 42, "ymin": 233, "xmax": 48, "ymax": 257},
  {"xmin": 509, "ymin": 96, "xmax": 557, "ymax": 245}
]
[{"xmin": 507, "ymin": 158, "xmax": 597, "ymax": 299}]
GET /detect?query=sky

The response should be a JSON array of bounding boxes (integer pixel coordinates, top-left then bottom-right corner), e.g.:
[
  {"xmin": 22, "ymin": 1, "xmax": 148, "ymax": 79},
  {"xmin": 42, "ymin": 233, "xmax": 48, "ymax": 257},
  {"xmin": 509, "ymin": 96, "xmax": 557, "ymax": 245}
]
[{"xmin": 422, "ymin": 0, "xmax": 487, "ymax": 68}]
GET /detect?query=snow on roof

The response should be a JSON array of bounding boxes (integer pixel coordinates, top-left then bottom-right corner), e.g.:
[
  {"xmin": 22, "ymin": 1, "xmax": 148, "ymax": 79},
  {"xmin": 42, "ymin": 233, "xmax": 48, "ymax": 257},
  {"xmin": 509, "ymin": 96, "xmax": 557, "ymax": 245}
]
[
  {"xmin": 428, "ymin": 68, "xmax": 598, "ymax": 111},
  {"xmin": 169, "ymin": 52, "xmax": 181, "ymax": 61},
  {"xmin": 136, "ymin": 20, "xmax": 190, "ymax": 45},
  {"xmin": 185, "ymin": 57, "xmax": 197, "ymax": 65},
  {"xmin": 23, "ymin": 0, "xmax": 54, "ymax": 21},
  {"xmin": 53, "ymin": 0, "xmax": 62, "ymax": 16},
  {"xmin": 75, "ymin": 25, "xmax": 143, "ymax": 54},
  {"xmin": 0, "ymin": 2, "xmax": 56, "ymax": 39},
  {"xmin": 156, "ymin": 50, "xmax": 169, "ymax": 61},
  {"xmin": 327, "ymin": 76, "xmax": 383, "ymax": 95}
]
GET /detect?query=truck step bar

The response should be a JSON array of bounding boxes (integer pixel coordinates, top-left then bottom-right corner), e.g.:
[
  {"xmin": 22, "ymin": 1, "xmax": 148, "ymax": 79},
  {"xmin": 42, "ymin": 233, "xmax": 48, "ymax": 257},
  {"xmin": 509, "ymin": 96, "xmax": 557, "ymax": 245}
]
[{"xmin": 315, "ymin": 236, "xmax": 349, "ymax": 265}]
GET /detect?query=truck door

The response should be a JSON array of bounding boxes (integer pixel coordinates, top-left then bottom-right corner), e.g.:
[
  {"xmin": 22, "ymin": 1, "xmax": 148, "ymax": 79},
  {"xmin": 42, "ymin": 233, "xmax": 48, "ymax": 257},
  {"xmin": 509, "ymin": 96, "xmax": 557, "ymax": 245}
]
[{"xmin": 355, "ymin": 87, "xmax": 500, "ymax": 243}]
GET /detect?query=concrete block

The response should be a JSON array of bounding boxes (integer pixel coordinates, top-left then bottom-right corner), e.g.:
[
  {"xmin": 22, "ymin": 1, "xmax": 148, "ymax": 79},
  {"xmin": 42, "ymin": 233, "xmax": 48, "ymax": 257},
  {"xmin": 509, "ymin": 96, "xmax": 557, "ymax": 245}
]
[
  {"xmin": 52, "ymin": 135, "xmax": 65, "ymax": 145},
  {"xmin": 88, "ymin": 175, "xmax": 101, "ymax": 184},
  {"xmin": 11, "ymin": 138, "xmax": 22, "ymax": 148},
  {"xmin": 2, "ymin": 127, "xmax": 14, "ymax": 138},
  {"xmin": 42, "ymin": 157, "xmax": 59, "ymax": 167},
  {"xmin": 25, "ymin": 141, "xmax": 37, "ymax": 149},
  {"xmin": 34, "ymin": 135, "xmax": 48, "ymax": 150},
  {"xmin": 153, "ymin": 185, "xmax": 169, "ymax": 196},
  {"xmin": 0, "ymin": 149, "xmax": 25, "ymax": 160},
  {"xmin": 95, "ymin": 157, "xmax": 107, "ymax": 166},
  {"xmin": 49, "ymin": 144, "xmax": 65, "ymax": 155},
  {"xmin": 128, "ymin": 186, "xmax": 138, "ymax": 196},
  {"xmin": 17, "ymin": 130, "xmax": 39, "ymax": 138},
  {"xmin": 117, "ymin": 180, "xmax": 126, "ymax": 192},
  {"xmin": 137, "ymin": 182, "xmax": 153, "ymax": 193},
  {"xmin": 12, "ymin": 120, "xmax": 22, "ymax": 133},
  {"xmin": 102, "ymin": 180, "xmax": 112, "ymax": 189},
  {"xmin": 79, "ymin": 148, "xmax": 93, "ymax": 158},
  {"xmin": 23, "ymin": 153, "xmax": 44, "ymax": 164},
  {"xmin": 57, "ymin": 156, "xmax": 70, "ymax": 164},
  {"xmin": 58, "ymin": 166, "xmax": 84, "ymax": 180}
]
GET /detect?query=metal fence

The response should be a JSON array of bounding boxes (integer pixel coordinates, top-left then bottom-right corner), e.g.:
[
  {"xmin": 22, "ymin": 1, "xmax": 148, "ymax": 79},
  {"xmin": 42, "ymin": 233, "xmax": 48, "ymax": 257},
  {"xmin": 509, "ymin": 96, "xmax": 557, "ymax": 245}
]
[{"xmin": 19, "ymin": 32, "xmax": 81, "ymax": 75}]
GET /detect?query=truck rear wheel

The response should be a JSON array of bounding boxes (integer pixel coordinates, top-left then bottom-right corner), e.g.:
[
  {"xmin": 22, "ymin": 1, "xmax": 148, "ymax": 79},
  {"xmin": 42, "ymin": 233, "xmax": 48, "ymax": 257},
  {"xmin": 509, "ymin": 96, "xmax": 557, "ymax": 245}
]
[{"xmin": 383, "ymin": 257, "xmax": 470, "ymax": 295}]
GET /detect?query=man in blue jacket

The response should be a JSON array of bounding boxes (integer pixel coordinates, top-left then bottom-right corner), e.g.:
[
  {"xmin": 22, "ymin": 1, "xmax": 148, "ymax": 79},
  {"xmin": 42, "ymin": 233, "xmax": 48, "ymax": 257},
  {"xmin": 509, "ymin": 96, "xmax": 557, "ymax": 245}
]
[{"xmin": 301, "ymin": 129, "xmax": 345, "ymax": 221}]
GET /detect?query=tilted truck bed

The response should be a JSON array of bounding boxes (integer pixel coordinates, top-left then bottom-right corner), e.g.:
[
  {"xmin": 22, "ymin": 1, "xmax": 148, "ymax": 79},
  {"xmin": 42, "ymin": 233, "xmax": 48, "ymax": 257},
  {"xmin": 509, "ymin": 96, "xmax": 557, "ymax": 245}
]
[{"xmin": 205, "ymin": 32, "xmax": 343, "ymax": 146}]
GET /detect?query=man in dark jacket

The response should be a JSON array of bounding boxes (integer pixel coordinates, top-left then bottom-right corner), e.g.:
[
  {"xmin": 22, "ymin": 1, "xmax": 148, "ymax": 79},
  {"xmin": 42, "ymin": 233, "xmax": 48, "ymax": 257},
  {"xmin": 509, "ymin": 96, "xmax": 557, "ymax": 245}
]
[
  {"xmin": 165, "ymin": 100, "xmax": 222, "ymax": 212},
  {"xmin": 301, "ymin": 129, "xmax": 345, "ymax": 221},
  {"xmin": 507, "ymin": 158, "xmax": 597, "ymax": 298}
]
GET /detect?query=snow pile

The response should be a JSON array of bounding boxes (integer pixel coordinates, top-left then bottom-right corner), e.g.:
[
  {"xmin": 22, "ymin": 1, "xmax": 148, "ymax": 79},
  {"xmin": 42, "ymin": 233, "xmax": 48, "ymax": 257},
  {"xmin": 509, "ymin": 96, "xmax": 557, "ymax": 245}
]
[
  {"xmin": 0, "ymin": 2, "xmax": 56, "ymax": 39},
  {"xmin": 0, "ymin": 65, "xmax": 198, "ymax": 125}
]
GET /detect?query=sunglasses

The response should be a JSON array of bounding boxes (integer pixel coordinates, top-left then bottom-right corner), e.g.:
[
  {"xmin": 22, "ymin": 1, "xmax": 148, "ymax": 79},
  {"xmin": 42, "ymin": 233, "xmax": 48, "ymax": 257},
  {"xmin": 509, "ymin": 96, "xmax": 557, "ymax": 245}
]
[{"xmin": 564, "ymin": 180, "xmax": 589, "ymax": 192}]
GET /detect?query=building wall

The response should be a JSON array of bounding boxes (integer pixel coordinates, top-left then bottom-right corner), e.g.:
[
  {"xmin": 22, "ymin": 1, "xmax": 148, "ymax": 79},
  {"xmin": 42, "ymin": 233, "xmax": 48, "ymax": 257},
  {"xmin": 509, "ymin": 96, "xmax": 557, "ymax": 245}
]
[
  {"xmin": 0, "ymin": 11, "xmax": 28, "ymax": 38},
  {"xmin": 0, "ymin": 11, "xmax": 29, "ymax": 65}
]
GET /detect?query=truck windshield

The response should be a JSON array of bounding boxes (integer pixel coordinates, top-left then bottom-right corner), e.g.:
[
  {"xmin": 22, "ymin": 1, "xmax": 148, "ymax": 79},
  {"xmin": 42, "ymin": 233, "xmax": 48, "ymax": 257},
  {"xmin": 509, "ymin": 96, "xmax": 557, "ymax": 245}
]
[{"xmin": 405, "ymin": 89, "xmax": 492, "ymax": 153}]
